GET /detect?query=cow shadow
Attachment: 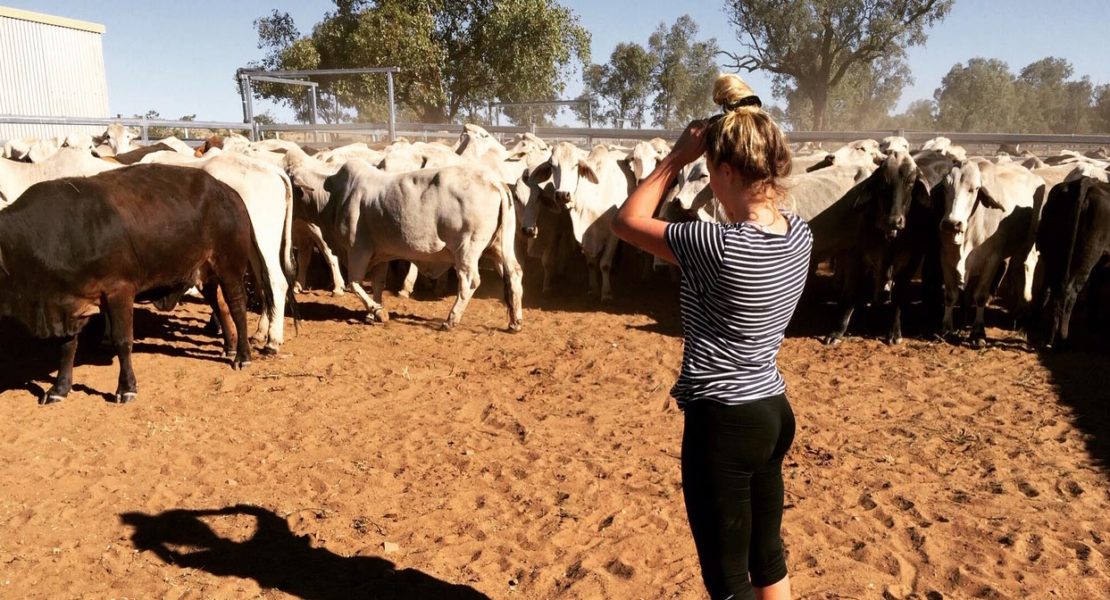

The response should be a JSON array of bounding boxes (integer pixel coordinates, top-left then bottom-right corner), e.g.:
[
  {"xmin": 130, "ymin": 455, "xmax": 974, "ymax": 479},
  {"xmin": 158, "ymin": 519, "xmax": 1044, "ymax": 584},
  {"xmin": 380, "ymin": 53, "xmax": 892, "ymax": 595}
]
[
  {"xmin": 119, "ymin": 505, "xmax": 489, "ymax": 600},
  {"xmin": 0, "ymin": 302, "xmax": 240, "ymax": 403},
  {"xmin": 1035, "ymin": 300, "xmax": 1110, "ymax": 474}
]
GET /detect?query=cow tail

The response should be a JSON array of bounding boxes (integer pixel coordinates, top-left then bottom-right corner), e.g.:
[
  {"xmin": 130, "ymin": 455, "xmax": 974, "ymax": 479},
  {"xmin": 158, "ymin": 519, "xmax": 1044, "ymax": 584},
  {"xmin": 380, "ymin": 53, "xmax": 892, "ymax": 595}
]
[
  {"xmin": 497, "ymin": 181, "xmax": 516, "ymax": 303},
  {"xmin": 247, "ymin": 224, "xmax": 277, "ymax": 330},
  {"xmin": 277, "ymin": 171, "xmax": 300, "ymax": 334}
]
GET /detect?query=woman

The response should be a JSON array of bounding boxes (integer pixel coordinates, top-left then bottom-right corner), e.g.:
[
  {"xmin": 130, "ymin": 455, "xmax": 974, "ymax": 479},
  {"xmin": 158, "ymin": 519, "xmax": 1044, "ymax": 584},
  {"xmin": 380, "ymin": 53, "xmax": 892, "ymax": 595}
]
[{"xmin": 611, "ymin": 74, "xmax": 811, "ymax": 600}]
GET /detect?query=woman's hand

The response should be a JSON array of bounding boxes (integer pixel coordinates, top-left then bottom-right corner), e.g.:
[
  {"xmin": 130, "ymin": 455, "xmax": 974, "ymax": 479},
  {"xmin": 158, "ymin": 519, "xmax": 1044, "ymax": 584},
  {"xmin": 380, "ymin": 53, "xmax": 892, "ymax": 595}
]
[{"xmin": 665, "ymin": 119, "xmax": 709, "ymax": 167}]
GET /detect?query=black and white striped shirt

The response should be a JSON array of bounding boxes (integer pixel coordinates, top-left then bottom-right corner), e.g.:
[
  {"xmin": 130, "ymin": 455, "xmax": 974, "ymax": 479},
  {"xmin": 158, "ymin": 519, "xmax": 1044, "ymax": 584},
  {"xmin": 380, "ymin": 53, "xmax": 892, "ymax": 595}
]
[{"xmin": 664, "ymin": 213, "xmax": 812, "ymax": 407}]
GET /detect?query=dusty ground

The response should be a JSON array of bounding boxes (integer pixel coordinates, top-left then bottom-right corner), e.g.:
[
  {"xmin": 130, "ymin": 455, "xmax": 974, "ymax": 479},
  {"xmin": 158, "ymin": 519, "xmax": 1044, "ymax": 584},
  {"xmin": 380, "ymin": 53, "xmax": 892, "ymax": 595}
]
[{"xmin": 0, "ymin": 271, "xmax": 1108, "ymax": 600}]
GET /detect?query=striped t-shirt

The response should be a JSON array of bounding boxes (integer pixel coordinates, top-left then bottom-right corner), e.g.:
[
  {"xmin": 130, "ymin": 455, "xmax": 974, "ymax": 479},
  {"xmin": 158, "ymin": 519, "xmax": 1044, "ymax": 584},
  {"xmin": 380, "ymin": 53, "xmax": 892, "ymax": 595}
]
[{"xmin": 664, "ymin": 213, "xmax": 812, "ymax": 407}]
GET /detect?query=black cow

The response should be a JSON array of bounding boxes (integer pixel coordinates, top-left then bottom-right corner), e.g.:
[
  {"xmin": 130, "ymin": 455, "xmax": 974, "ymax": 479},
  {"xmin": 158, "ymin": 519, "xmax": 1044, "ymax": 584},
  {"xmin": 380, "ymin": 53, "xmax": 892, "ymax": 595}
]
[
  {"xmin": 1035, "ymin": 177, "xmax": 1110, "ymax": 348},
  {"xmin": 819, "ymin": 151, "xmax": 941, "ymax": 345},
  {"xmin": 0, "ymin": 164, "xmax": 271, "ymax": 404}
]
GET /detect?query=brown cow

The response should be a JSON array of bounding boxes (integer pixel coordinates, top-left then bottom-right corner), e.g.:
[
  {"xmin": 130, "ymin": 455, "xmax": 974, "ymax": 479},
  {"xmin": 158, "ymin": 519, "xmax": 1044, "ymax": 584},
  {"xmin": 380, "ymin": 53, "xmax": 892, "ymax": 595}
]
[{"xmin": 0, "ymin": 165, "xmax": 271, "ymax": 405}]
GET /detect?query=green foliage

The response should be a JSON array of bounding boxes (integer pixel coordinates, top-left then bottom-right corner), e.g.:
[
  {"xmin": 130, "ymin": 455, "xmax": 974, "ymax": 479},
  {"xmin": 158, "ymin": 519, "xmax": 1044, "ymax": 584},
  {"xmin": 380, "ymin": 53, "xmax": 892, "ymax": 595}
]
[
  {"xmin": 933, "ymin": 56, "xmax": 1100, "ymax": 134},
  {"xmin": 723, "ymin": 0, "xmax": 953, "ymax": 130},
  {"xmin": 885, "ymin": 98, "xmax": 937, "ymax": 131},
  {"xmin": 649, "ymin": 16, "xmax": 720, "ymax": 129},
  {"xmin": 777, "ymin": 54, "xmax": 911, "ymax": 131},
  {"xmin": 934, "ymin": 58, "xmax": 1017, "ymax": 132},
  {"xmin": 574, "ymin": 43, "xmax": 656, "ymax": 127},
  {"xmin": 248, "ymin": 1, "xmax": 590, "ymax": 125}
]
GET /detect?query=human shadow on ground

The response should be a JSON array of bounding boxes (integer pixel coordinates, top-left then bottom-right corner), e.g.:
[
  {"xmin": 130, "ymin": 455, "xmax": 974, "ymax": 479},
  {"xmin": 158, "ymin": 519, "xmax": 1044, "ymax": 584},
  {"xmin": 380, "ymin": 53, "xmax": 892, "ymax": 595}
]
[{"xmin": 119, "ymin": 504, "xmax": 489, "ymax": 600}]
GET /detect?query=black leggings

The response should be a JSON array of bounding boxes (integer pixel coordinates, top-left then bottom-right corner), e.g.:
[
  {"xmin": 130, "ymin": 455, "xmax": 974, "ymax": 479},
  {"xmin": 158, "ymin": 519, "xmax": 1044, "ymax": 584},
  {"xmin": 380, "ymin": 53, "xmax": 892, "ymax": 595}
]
[{"xmin": 681, "ymin": 394, "xmax": 796, "ymax": 600}]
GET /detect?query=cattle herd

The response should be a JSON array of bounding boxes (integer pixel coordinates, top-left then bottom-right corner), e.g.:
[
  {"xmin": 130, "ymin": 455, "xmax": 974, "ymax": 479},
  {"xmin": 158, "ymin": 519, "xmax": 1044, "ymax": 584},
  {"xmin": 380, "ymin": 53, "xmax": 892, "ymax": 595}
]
[{"xmin": 1, "ymin": 123, "xmax": 1109, "ymax": 405}]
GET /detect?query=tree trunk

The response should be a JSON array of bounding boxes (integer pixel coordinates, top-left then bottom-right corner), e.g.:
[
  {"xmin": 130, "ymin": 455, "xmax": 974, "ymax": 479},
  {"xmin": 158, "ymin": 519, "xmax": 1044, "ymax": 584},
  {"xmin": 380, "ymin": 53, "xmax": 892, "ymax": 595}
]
[{"xmin": 811, "ymin": 85, "xmax": 829, "ymax": 131}]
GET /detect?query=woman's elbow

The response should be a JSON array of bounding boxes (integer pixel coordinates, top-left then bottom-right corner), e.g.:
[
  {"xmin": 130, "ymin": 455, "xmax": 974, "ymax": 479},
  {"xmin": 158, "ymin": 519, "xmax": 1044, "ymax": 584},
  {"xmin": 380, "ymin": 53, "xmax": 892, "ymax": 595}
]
[{"xmin": 611, "ymin": 215, "xmax": 629, "ymax": 241}]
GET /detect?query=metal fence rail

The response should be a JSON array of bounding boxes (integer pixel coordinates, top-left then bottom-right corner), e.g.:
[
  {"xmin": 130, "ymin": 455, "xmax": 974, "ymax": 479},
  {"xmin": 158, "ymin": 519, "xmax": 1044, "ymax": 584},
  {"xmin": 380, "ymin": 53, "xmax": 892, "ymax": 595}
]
[
  {"xmin": 0, "ymin": 114, "xmax": 250, "ymax": 143},
  {"xmin": 3, "ymin": 113, "xmax": 1110, "ymax": 149}
]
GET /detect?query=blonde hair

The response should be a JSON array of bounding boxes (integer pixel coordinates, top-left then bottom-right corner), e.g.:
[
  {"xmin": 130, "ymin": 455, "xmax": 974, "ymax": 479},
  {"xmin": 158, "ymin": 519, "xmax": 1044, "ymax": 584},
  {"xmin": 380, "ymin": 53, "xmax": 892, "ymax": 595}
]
[{"xmin": 705, "ymin": 73, "xmax": 792, "ymax": 198}]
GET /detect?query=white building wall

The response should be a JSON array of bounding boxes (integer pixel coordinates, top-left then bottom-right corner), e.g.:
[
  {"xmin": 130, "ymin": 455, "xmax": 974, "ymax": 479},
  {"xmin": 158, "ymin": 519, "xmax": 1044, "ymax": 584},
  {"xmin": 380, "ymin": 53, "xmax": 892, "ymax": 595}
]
[{"xmin": 0, "ymin": 7, "xmax": 109, "ymax": 141}]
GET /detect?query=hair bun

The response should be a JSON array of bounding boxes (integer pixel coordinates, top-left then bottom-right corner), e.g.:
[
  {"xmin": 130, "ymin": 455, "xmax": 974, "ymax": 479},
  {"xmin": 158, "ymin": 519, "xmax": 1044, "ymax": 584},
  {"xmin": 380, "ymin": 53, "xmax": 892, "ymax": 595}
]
[{"xmin": 713, "ymin": 73, "xmax": 760, "ymax": 113}]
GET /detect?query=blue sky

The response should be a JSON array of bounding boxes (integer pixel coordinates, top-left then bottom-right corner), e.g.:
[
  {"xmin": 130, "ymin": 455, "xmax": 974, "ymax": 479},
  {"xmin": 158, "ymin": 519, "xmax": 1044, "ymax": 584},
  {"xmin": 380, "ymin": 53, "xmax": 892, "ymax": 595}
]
[{"xmin": 8, "ymin": 0, "xmax": 1110, "ymax": 126}]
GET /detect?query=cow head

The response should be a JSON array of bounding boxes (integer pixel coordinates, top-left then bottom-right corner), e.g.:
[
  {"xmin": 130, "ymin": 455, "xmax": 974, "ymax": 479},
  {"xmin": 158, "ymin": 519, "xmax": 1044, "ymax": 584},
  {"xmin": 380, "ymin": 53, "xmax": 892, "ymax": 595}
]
[
  {"xmin": 940, "ymin": 160, "xmax": 1004, "ymax": 245},
  {"xmin": 852, "ymin": 151, "xmax": 930, "ymax": 240},
  {"xmin": 880, "ymin": 136, "xmax": 910, "ymax": 155},
  {"xmin": 626, "ymin": 139, "xmax": 669, "ymax": 182},
  {"xmin": 673, "ymin": 158, "xmax": 710, "ymax": 212},
  {"xmin": 527, "ymin": 142, "xmax": 597, "ymax": 208},
  {"xmin": 99, "ymin": 123, "xmax": 138, "ymax": 155},
  {"xmin": 807, "ymin": 139, "xmax": 885, "ymax": 173},
  {"xmin": 456, "ymin": 123, "xmax": 505, "ymax": 159}
]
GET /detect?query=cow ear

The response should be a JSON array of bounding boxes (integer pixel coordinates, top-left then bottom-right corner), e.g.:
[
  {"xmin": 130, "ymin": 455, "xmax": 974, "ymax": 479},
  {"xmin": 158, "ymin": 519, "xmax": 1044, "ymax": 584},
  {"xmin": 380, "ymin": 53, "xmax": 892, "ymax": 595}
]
[
  {"xmin": 528, "ymin": 161, "xmax": 553, "ymax": 185},
  {"xmin": 978, "ymin": 186, "xmax": 1005, "ymax": 210},
  {"xmin": 578, "ymin": 159, "xmax": 600, "ymax": 184},
  {"xmin": 506, "ymin": 150, "xmax": 528, "ymax": 161}
]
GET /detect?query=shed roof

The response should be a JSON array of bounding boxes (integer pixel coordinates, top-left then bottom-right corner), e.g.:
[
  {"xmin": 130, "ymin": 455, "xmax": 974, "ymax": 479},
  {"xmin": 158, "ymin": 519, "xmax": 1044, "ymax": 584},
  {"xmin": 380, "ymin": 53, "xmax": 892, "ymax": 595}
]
[{"xmin": 0, "ymin": 5, "xmax": 105, "ymax": 34}]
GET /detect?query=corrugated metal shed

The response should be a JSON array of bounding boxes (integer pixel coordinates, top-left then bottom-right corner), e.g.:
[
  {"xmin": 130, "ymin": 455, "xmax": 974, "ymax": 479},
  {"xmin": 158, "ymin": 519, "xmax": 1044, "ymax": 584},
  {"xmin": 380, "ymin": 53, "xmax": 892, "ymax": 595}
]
[{"xmin": 0, "ymin": 6, "xmax": 109, "ymax": 141}]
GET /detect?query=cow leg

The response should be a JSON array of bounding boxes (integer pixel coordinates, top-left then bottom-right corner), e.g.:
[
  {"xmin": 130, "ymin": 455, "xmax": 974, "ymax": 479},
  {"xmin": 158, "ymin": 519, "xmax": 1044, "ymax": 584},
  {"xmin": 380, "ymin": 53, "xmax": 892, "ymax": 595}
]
[
  {"xmin": 399, "ymin": 262, "xmax": 418, "ymax": 298},
  {"xmin": 824, "ymin": 256, "xmax": 859, "ymax": 345},
  {"xmin": 294, "ymin": 244, "xmax": 312, "ymax": 294},
  {"xmin": 43, "ymin": 334, "xmax": 79, "ymax": 405},
  {"xmin": 369, "ymin": 263, "xmax": 390, "ymax": 323},
  {"xmin": 541, "ymin": 243, "xmax": 555, "ymax": 295},
  {"xmin": 586, "ymin": 254, "xmax": 601, "ymax": 298},
  {"xmin": 221, "ymin": 276, "xmax": 253, "ymax": 369},
  {"xmin": 487, "ymin": 234, "xmax": 525, "ymax": 332},
  {"xmin": 303, "ymin": 222, "xmax": 345, "ymax": 295},
  {"xmin": 941, "ymin": 284, "xmax": 960, "ymax": 340},
  {"xmin": 202, "ymin": 281, "xmax": 237, "ymax": 357},
  {"xmin": 444, "ymin": 250, "xmax": 482, "ymax": 330},
  {"xmin": 105, "ymin": 293, "xmax": 138, "ymax": 403},
  {"xmin": 969, "ymin": 276, "xmax": 994, "ymax": 349},
  {"xmin": 599, "ymin": 235, "xmax": 620, "ymax": 303},
  {"xmin": 347, "ymin": 249, "xmax": 387, "ymax": 323},
  {"xmin": 887, "ymin": 268, "xmax": 914, "ymax": 345},
  {"xmin": 247, "ymin": 251, "xmax": 270, "ymax": 348}
]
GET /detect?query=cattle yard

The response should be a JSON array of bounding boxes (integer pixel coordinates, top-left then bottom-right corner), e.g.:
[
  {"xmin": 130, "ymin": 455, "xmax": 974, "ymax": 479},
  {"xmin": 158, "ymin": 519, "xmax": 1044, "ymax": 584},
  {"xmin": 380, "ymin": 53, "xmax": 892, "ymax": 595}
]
[{"xmin": 0, "ymin": 278, "xmax": 1107, "ymax": 599}]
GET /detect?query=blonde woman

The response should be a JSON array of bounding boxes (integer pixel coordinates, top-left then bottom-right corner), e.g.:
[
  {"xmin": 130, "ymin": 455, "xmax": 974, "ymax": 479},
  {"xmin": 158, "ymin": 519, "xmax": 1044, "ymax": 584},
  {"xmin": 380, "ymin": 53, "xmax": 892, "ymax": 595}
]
[{"xmin": 612, "ymin": 74, "xmax": 811, "ymax": 600}]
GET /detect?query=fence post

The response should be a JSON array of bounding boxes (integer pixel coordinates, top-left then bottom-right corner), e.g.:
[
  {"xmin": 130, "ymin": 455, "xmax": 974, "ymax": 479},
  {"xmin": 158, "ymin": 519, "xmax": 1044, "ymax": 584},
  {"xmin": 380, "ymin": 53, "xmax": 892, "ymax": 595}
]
[
  {"xmin": 140, "ymin": 117, "xmax": 149, "ymax": 143},
  {"xmin": 386, "ymin": 71, "xmax": 397, "ymax": 142}
]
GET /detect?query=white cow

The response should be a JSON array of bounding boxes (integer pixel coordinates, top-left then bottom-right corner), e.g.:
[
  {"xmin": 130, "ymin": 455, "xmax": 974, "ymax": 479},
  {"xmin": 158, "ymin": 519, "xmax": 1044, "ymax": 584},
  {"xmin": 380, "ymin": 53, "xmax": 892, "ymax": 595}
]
[
  {"xmin": 938, "ymin": 159, "xmax": 1045, "ymax": 346},
  {"xmin": 0, "ymin": 148, "xmax": 120, "ymax": 207},
  {"xmin": 627, "ymin": 138, "xmax": 671, "ymax": 183},
  {"xmin": 527, "ymin": 142, "xmax": 634, "ymax": 301},
  {"xmin": 315, "ymin": 143, "xmax": 385, "ymax": 167},
  {"xmin": 95, "ymin": 123, "xmax": 139, "ymax": 156},
  {"xmin": 880, "ymin": 136, "xmax": 910, "ymax": 155},
  {"xmin": 806, "ymin": 139, "xmax": 885, "ymax": 172},
  {"xmin": 141, "ymin": 151, "xmax": 295, "ymax": 353},
  {"xmin": 291, "ymin": 159, "xmax": 523, "ymax": 330}
]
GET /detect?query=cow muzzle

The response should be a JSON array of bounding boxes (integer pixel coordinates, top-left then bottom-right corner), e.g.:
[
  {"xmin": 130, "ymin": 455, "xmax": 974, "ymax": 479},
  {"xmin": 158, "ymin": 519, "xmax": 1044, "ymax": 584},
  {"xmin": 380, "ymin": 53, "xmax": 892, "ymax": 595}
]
[
  {"xmin": 555, "ymin": 191, "xmax": 572, "ymax": 205},
  {"xmin": 941, "ymin": 218, "xmax": 966, "ymax": 235},
  {"xmin": 521, "ymin": 226, "xmax": 538, "ymax": 239}
]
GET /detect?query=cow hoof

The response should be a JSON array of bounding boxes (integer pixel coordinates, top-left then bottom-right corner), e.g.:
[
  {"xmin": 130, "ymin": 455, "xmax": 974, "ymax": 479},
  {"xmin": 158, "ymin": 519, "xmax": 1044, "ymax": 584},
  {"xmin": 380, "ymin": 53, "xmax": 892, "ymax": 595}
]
[
  {"xmin": 600, "ymin": 294, "xmax": 614, "ymax": 303},
  {"xmin": 507, "ymin": 322, "xmax": 523, "ymax": 334},
  {"xmin": 114, "ymin": 391, "xmax": 137, "ymax": 404},
  {"xmin": 293, "ymin": 283, "xmax": 304, "ymax": 294},
  {"xmin": 397, "ymin": 289, "xmax": 412, "ymax": 299},
  {"xmin": 234, "ymin": 358, "xmax": 252, "ymax": 370},
  {"xmin": 39, "ymin": 391, "xmax": 66, "ymax": 405},
  {"xmin": 440, "ymin": 321, "xmax": 454, "ymax": 332},
  {"xmin": 823, "ymin": 335, "xmax": 843, "ymax": 346},
  {"xmin": 330, "ymin": 288, "xmax": 345, "ymax": 297},
  {"xmin": 886, "ymin": 335, "xmax": 903, "ymax": 346},
  {"xmin": 969, "ymin": 336, "xmax": 987, "ymax": 349},
  {"xmin": 259, "ymin": 346, "xmax": 279, "ymax": 356}
]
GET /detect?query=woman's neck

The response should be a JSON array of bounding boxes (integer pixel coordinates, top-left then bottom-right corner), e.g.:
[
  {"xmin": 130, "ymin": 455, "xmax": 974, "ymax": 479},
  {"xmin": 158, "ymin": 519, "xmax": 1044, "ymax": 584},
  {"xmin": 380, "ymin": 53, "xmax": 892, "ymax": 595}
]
[{"xmin": 720, "ymin": 187, "xmax": 780, "ymax": 224}]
